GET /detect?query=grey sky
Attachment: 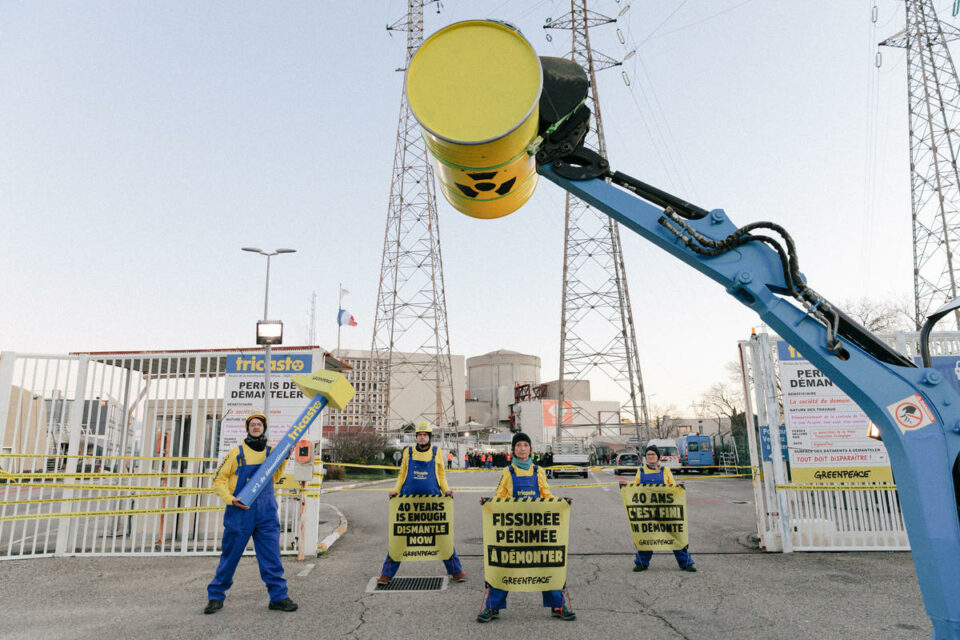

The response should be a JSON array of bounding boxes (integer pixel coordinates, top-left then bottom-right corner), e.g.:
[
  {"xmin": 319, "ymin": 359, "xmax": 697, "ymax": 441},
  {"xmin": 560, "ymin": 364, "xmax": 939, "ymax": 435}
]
[{"xmin": 0, "ymin": 1, "xmax": 933, "ymax": 414}]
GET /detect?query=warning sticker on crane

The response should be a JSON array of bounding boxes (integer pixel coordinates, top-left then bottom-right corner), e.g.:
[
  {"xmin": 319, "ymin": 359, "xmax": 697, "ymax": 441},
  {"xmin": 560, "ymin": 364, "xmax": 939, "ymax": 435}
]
[{"xmin": 886, "ymin": 394, "xmax": 936, "ymax": 434}]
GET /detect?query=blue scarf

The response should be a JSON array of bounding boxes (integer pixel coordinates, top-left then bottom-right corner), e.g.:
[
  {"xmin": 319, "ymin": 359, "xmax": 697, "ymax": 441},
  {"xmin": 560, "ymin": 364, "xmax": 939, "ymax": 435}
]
[{"xmin": 513, "ymin": 458, "xmax": 532, "ymax": 471}]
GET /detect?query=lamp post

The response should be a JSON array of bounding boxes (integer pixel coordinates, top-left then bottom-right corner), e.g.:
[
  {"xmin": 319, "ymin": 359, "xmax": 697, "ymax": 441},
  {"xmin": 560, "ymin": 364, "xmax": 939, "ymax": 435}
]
[{"xmin": 242, "ymin": 247, "xmax": 296, "ymax": 419}]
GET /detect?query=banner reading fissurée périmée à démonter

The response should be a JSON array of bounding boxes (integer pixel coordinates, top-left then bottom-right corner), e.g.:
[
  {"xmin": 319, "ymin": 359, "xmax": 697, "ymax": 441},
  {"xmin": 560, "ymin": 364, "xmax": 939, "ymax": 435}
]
[
  {"xmin": 620, "ymin": 484, "xmax": 688, "ymax": 551},
  {"xmin": 776, "ymin": 341, "xmax": 892, "ymax": 483},
  {"xmin": 482, "ymin": 498, "xmax": 569, "ymax": 593},
  {"xmin": 219, "ymin": 352, "xmax": 313, "ymax": 461},
  {"xmin": 387, "ymin": 495, "xmax": 454, "ymax": 562}
]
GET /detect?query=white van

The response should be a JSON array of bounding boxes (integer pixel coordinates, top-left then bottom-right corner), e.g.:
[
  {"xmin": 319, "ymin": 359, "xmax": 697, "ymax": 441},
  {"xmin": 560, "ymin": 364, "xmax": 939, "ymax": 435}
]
[{"xmin": 646, "ymin": 439, "xmax": 680, "ymax": 470}]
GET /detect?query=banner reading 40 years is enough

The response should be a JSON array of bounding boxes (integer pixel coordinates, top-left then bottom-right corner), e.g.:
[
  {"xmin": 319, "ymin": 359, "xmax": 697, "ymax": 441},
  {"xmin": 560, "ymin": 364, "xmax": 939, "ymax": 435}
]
[
  {"xmin": 620, "ymin": 484, "xmax": 688, "ymax": 551},
  {"xmin": 387, "ymin": 495, "xmax": 454, "ymax": 562},
  {"xmin": 482, "ymin": 497, "xmax": 570, "ymax": 592}
]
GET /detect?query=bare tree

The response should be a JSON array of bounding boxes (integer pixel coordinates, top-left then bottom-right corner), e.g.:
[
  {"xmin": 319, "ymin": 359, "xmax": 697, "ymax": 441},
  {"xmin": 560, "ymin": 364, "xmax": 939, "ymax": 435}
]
[
  {"xmin": 701, "ymin": 382, "xmax": 744, "ymax": 428},
  {"xmin": 701, "ymin": 381, "xmax": 748, "ymax": 463},
  {"xmin": 327, "ymin": 429, "xmax": 389, "ymax": 464},
  {"xmin": 648, "ymin": 403, "xmax": 678, "ymax": 439},
  {"xmin": 840, "ymin": 296, "xmax": 914, "ymax": 332}
]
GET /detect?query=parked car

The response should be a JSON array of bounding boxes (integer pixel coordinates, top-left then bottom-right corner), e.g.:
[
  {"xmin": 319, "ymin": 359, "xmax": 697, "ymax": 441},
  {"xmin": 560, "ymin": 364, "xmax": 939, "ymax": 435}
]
[{"xmin": 614, "ymin": 452, "xmax": 640, "ymax": 475}]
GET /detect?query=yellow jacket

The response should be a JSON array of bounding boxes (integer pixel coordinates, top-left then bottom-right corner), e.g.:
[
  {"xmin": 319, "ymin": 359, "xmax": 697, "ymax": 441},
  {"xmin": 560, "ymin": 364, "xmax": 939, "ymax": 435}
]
[
  {"xmin": 495, "ymin": 463, "xmax": 553, "ymax": 498},
  {"xmin": 212, "ymin": 442, "xmax": 285, "ymax": 505},
  {"xmin": 631, "ymin": 464, "xmax": 676, "ymax": 485},
  {"xmin": 393, "ymin": 445, "xmax": 451, "ymax": 494}
]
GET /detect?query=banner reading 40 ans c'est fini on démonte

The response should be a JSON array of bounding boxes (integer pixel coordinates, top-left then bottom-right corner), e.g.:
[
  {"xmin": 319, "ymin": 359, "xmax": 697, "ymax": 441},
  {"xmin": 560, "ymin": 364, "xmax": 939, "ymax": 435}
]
[
  {"xmin": 482, "ymin": 498, "xmax": 570, "ymax": 592},
  {"xmin": 620, "ymin": 484, "xmax": 688, "ymax": 551},
  {"xmin": 387, "ymin": 495, "xmax": 454, "ymax": 562}
]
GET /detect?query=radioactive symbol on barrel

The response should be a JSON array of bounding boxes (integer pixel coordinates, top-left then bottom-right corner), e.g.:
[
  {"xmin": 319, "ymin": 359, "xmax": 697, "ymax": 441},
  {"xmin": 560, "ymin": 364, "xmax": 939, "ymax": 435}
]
[{"xmin": 454, "ymin": 171, "xmax": 517, "ymax": 199}]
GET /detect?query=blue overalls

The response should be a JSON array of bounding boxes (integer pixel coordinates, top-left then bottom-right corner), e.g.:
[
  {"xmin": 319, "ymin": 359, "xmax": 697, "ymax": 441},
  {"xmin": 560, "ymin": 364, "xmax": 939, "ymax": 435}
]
[
  {"xmin": 634, "ymin": 466, "xmax": 694, "ymax": 569},
  {"xmin": 380, "ymin": 445, "xmax": 463, "ymax": 578},
  {"xmin": 207, "ymin": 446, "xmax": 288, "ymax": 604},
  {"xmin": 485, "ymin": 464, "xmax": 564, "ymax": 610}
]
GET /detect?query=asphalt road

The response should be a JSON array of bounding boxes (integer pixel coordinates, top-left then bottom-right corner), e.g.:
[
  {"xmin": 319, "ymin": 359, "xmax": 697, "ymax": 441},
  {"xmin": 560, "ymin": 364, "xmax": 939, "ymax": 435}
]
[{"xmin": 0, "ymin": 468, "xmax": 933, "ymax": 639}]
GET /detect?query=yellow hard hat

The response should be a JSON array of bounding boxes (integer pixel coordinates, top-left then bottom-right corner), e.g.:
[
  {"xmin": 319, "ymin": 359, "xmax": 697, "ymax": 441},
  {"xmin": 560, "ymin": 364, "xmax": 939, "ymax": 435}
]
[
  {"xmin": 416, "ymin": 421, "xmax": 433, "ymax": 434},
  {"xmin": 245, "ymin": 413, "xmax": 268, "ymax": 431}
]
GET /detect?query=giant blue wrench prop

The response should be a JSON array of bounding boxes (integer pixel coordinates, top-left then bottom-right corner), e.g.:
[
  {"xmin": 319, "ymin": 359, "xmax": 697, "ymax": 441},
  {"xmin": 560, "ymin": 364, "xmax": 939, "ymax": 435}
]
[{"xmin": 235, "ymin": 370, "xmax": 354, "ymax": 506}]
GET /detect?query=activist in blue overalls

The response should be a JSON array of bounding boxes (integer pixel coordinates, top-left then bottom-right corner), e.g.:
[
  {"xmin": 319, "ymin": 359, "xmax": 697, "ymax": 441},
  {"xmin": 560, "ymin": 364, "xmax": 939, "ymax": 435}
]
[
  {"xmin": 203, "ymin": 414, "xmax": 298, "ymax": 614},
  {"xmin": 377, "ymin": 421, "xmax": 467, "ymax": 585},
  {"xmin": 477, "ymin": 432, "xmax": 576, "ymax": 623},
  {"xmin": 621, "ymin": 444, "xmax": 697, "ymax": 572}
]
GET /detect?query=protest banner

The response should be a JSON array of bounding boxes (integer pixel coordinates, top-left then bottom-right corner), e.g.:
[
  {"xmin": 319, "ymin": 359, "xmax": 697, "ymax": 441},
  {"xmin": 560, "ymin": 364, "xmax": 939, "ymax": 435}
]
[
  {"xmin": 387, "ymin": 495, "xmax": 454, "ymax": 562},
  {"xmin": 482, "ymin": 497, "xmax": 569, "ymax": 592},
  {"xmin": 620, "ymin": 484, "xmax": 688, "ymax": 551}
]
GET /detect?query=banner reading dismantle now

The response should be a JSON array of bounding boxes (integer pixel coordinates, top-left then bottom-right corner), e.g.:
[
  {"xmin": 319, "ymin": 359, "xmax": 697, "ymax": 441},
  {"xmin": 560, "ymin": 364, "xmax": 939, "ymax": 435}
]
[
  {"xmin": 387, "ymin": 495, "xmax": 454, "ymax": 562},
  {"xmin": 482, "ymin": 498, "xmax": 569, "ymax": 592}
]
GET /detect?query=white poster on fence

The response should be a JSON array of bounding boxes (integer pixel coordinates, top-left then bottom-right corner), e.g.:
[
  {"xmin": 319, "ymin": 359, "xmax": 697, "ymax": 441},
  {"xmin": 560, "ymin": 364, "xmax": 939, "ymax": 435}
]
[
  {"xmin": 219, "ymin": 352, "xmax": 314, "ymax": 464},
  {"xmin": 776, "ymin": 341, "xmax": 892, "ymax": 483}
]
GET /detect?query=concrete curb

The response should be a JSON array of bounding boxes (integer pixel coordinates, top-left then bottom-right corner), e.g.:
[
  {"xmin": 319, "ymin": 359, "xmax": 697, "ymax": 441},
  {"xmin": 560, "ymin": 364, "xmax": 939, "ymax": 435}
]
[
  {"xmin": 315, "ymin": 478, "xmax": 392, "ymax": 554},
  {"xmin": 320, "ymin": 477, "xmax": 393, "ymax": 494},
  {"xmin": 317, "ymin": 502, "xmax": 348, "ymax": 554}
]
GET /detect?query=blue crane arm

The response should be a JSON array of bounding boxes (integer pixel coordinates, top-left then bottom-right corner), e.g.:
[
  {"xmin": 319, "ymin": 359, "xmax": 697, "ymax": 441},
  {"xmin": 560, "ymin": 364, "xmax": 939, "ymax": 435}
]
[{"xmin": 538, "ymin": 161, "xmax": 960, "ymax": 639}]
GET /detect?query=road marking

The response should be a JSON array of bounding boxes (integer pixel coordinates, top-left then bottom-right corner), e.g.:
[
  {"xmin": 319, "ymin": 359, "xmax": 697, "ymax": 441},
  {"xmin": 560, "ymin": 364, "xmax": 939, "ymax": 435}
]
[
  {"xmin": 297, "ymin": 563, "xmax": 315, "ymax": 577},
  {"xmin": 589, "ymin": 470, "xmax": 609, "ymax": 492}
]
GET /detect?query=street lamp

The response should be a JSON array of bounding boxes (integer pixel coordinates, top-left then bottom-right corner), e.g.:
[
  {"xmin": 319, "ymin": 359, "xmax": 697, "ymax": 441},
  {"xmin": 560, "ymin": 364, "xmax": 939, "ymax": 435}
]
[{"xmin": 242, "ymin": 247, "xmax": 297, "ymax": 419}]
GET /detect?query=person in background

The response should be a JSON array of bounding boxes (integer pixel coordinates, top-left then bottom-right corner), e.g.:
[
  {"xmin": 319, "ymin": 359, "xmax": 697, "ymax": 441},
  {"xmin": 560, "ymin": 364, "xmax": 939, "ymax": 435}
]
[
  {"xmin": 204, "ymin": 414, "xmax": 298, "ymax": 614},
  {"xmin": 620, "ymin": 444, "xmax": 697, "ymax": 573},
  {"xmin": 377, "ymin": 421, "xmax": 466, "ymax": 585},
  {"xmin": 477, "ymin": 432, "xmax": 575, "ymax": 623}
]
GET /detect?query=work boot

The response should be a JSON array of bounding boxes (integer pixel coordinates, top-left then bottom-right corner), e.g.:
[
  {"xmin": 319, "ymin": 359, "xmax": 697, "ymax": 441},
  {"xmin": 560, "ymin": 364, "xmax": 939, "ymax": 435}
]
[
  {"xmin": 203, "ymin": 600, "xmax": 223, "ymax": 615},
  {"xmin": 451, "ymin": 571, "xmax": 467, "ymax": 582},
  {"xmin": 476, "ymin": 606, "xmax": 497, "ymax": 623},
  {"xmin": 376, "ymin": 575, "xmax": 391, "ymax": 586},
  {"xmin": 633, "ymin": 563, "xmax": 647, "ymax": 572},
  {"xmin": 681, "ymin": 564, "xmax": 697, "ymax": 572},
  {"xmin": 551, "ymin": 605, "xmax": 576, "ymax": 621},
  {"xmin": 268, "ymin": 598, "xmax": 298, "ymax": 612}
]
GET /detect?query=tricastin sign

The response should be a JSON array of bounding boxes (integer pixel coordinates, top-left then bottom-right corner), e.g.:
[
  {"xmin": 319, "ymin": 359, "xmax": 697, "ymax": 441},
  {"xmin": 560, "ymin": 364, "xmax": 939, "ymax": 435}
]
[
  {"xmin": 219, "ymin": 353, "xmax": 312, "ymax": 460},
  {"xmin": 776, "ymin": 342, "xmax": 892, "ymax": 483}
]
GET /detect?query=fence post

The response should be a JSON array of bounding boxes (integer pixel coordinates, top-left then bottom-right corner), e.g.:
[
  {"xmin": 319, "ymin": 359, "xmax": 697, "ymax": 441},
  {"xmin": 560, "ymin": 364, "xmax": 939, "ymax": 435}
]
[
  {"xmin": 757, "ymin": 333, "xmax": 793, "ymax": 553},
  {"xmin": 0, "ymin": 353, "xmax": 17, "ymax": 467},
  {"xmin": 181, "ymin": 356, "xmax": 204, "ymax": 553},
  {"xmin": 55, "ymin": 355, "xmax": 89, "ymax": 557},
  {"xmin": 739, "ymin": 342, "xmax": 770, "ymax": 549},
  {"xmin": 300, "ymin": 347, "xmax": 326, "ymax": 557}
]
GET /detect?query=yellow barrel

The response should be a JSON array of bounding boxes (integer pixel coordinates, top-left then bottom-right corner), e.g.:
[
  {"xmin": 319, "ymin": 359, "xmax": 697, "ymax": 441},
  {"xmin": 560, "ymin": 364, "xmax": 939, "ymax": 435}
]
[{"xmin": 406, "ymin": 20, "xmax": 542, "ymax": 219}]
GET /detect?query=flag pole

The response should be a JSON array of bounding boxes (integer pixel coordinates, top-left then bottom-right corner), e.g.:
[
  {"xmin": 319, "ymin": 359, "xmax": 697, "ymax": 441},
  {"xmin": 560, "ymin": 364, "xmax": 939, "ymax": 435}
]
[{"xmin": 337, "ymin": 282, "xmax": 342, "ymax": 358}]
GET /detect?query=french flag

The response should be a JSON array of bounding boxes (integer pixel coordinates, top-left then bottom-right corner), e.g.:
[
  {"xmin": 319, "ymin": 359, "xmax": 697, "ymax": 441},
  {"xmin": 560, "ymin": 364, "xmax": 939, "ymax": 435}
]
[{"xmin": 337, "ymin": 308, "xmax": 358, "ymax": 327}]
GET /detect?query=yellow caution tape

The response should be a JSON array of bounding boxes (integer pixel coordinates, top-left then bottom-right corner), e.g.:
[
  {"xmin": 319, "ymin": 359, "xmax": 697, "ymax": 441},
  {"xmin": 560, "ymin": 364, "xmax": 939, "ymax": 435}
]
[
  {"xmin": 2, "ymin": 471, "xmax": 212, "ymax": 480},
  {"xmin": 5, "ymin": 481, "xmax": 213, "ymax": 493},
  {"xmin": 775, "ymin": 483, "xmax": 898, "ymax": 492},
  {"xmin": 0, "ymin": 453, "xmax": 217, "ymax": 462},
  {"xmin": 0, "ymin": 491, "xmax": 209, "ymax": 506},
  {"xmin": 0, "ymin": 505, "xmax": 224, "ymax": 523}
]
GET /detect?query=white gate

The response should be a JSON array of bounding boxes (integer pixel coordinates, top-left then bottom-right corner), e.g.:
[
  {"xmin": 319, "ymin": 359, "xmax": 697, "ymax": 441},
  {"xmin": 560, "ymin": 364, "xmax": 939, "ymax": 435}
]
[
  {"xmin": 735, "ymin": 331, "xmax": 950, "ymax": 552},
  {"xmin": 0, "ymin": 349, "xmax": 322, "ymax": 559}
]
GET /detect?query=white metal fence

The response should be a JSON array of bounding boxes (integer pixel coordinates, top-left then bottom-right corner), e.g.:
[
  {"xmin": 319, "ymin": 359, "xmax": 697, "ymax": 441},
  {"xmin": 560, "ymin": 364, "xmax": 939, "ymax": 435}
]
[
  {"xmin": 736, "ymin": 331, "xmax": 958, "ymax": 552},
  {"xmin": 0, "ymin": 350, "xmax": 317, "ymax": 559}
]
